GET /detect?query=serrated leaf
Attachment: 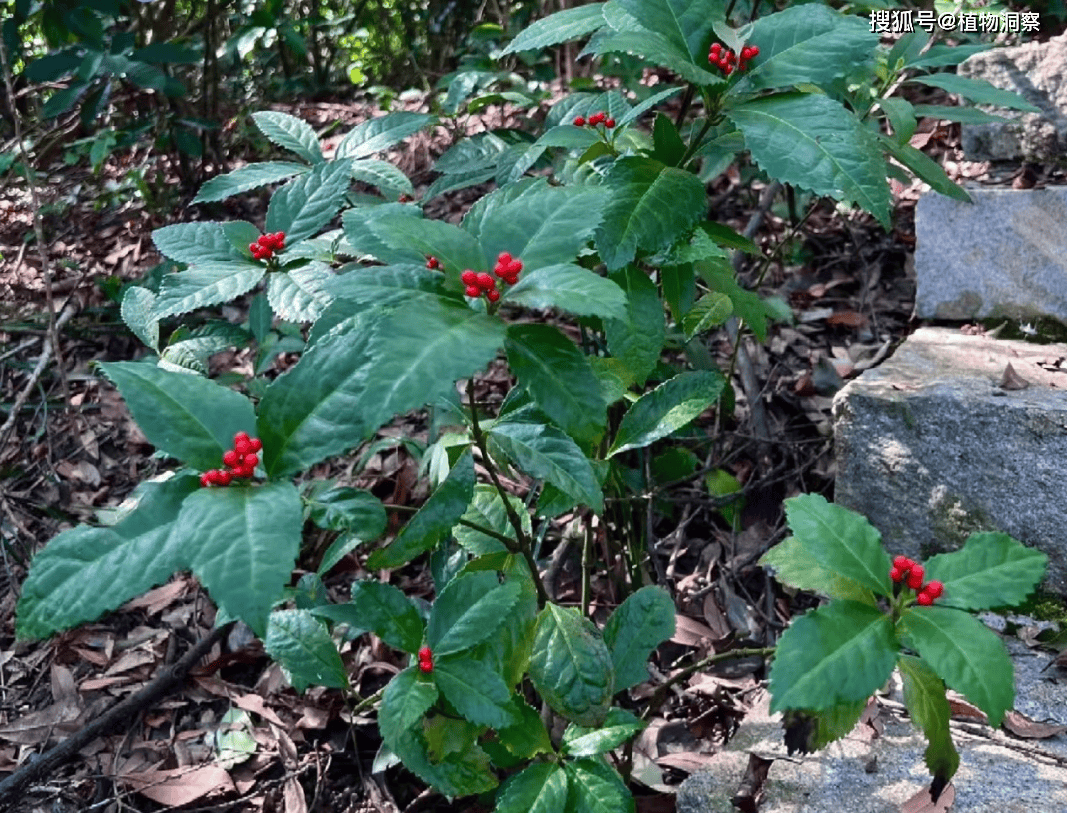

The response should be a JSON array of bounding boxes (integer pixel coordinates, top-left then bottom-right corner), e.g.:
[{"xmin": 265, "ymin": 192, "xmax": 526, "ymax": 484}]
[
  {"xmin": 368, "ymin": 213, "xmax": 487, "ymax": 276},
  {"xmin": 152, "ymin": 262, "xmax": 266, "ymax": 321},
  {"xmin": 497, "ymin": 700, "xmax": 554, "ymax": 758},
  {"xmin": 682, "ymin": 291, "xmax": 732, "ymax": 338},
  {"xmin": 694, "ymin": 258, "xmax": 777, "ymax": 342},
  {"xmin": 783, "ymin": 493, "xmax": 891, "ymax": 597},
  {"xmin": 265, "ymin": 160, "xmax": 352, "ymax": 245},
  {"xmin": 323, "ymin": 263, "xmax": 447, "ymax": 309},
  {"xmin": 342, "ymin": 205, "xmax": 426, "ymax": 265},
  {"xmin": 316, "ymin": 532, "xmax": 363, "ymax": 576},
  {"xmin": 912, "ymin": 104, "xmax": 1011, "ymax": 124},
  {"xmin": 562, "ymin": 707, "xmax": 645, "ymax": 757},
  {"xmin": 595, "ymin": 157, "xmax": 707, "ymax": 271},
  {"xmin": 496, "ymin": 762, "xmax": 569, "ymax": 813},
  {"xmin": 306, "ymin": 485, "xmax": 386, "ymax": 538},
  {"xmin": 901, "ymin": 606, "xmax": 1013, "ymax": 727},
  {"xmin": 428, "ymin": 572, "xmax": 521, "ymax": 656},
  {"xmin": 923, "ymin": 532, "xmax": 1047, "ymax": 612},
  {"xmin": 192, "ymin": 161, "xmax": 308, "ymax": 204},
  {"xmin": 343, "ymin": 580, "xmax": 425, "ymax": 653},
  {"xmin": 121, "ymin": 286, "xmax": 159, "ymax": 350},
  {"xmin": 501, "ymin": 4, "xmax": 606, "ymax": 55},
  {"xmin": 899, "ymin": 654, "xmax": 959, "ymax": 784},
  {"xmin": 760, "ymin": 536, "xmax": 875, "ymax": 604},
  {"xmin": 529, "ymin": 603, "xmax": 614, "ymax": 726},
  {"xmin": 535, "ymin": 125, "xmax": 602, "ymax": 150},
  {"xmin": 768, "ymin": 600, "xmax": 897, "ymax": 713},
  {"xmin": 563, "ymin": 758, "xmax": 633, "ymax": 813},
  {"xmin": 96, "ymin": 361, "xmax": 256, "ymax": 470},
  {"xmin": 505, "ymin": 324, "xmax": 607, "ymax": 445},
  {"xmin": 454, "ymin": 485, "xmax": 529, "ymax": 555},
  {"xmin": 369, "ymin": 450, "xmax": 475, "ymax": 569},
  {"xmin": 490, "ymin": 422, "xmax": 603, "ymax": 513},
  {"xmin": 252, "ymin": 110, "xmax": 324, "ymax": 163},
  {"xmin": 153, "ymin": 221, "xmax": 242, "ymax": 265},
  {"xmin": 880, "ymin": 136, "xmax": 971, "ymax": 203},
  {"xmin": 727, "ymin": 93, "xmax": 891, "ymax": 229},
  {"xmin": 335, "ymin": 112, "xmax": 435, "ymax": 160},
  {"xmin": 433, "ymin": 657, "xmax": 517, "ymax": 728},
  {"xmin": 604, "ymin": 267, "xmax": 664, "ymax": 387},
  {"xmin": 617, "ymin": 0, "xmax": 718, "ymax": 63},
  {"xmin": 267, "ymin": 263, "xmax": 334, "ymax": 322},
  {"xmin": 616, "ymin": 86, "xmax": 684, "ymax": 128},
  {"xmin": 602, "ymin": 586, "xmax": 676, "ymax": 691},
  {"xmin": 391, "ymin": 726, "xmax": 498, "ymax": 797},
  {"xmin": 264, "ymin": 609, "xmax": 347, "ymax": 691},
  {"xmin": 608, "ymin": 371, "xmax": 724, "ymax": 457},
  {"xmin": 379, "ymin": 667, "xmax": 438, "ymax": 750},
  {"xmin": 16, "ymin": 475, "xmax": 198, "ymax": 640},
  {"xmin": 505, "ymin": 263, "xmax": 626, "ymax": 321},
  {"xmin": 908, "ymin": 73, "xmax": 1041, "ymax": 113},
  {"xmin": 347, "ymin": 158, "xmax": 413, "ymax": 197},
  {"xmin": 587, "ymin": 28, "xmax": 720, "ymax": 86}
]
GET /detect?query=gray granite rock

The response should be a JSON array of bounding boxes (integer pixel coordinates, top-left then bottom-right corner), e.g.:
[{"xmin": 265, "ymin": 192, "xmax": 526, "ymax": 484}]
[
  {"xmin": 831, "ymin": 327, "xmax": 1067, "ymax": 593},
  {"xmin": 676, "ymin": 638, "xmax": 1067, "ymax": 813},
  {"xmin": 914, "ymin": 187, "xmax": 1067, "ymax": 322},
  {"xmin": 958, "ymin": 32, "xmax": 1067, "ymax": 163}
]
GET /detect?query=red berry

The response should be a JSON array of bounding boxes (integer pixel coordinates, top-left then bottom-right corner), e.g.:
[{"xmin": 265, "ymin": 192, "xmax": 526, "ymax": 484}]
[
  {"xmin": 893, "ymin": 555, "xmax": 910, "ymax": 570},
  {"xmin": 418, "ymin": 659, "xmax": 433, "ymax": 673},
  {"xmin": 465, "ymin": 285, "xmax": 481, "ymax": 298},
  {"xmin": 907, "ymin": 565, "xmax": 925, "ymax": 590},
  {"xmin": 235, "ymin": 432, "xmax": 250, "ymax": 445},
  {"xmin": 248, "ymin": 242, "xmax": 259, "ymax": 254},
  {"xmin": 749, "ymin": 46, "xmax": 759, "ymax": 57},
  {"xmin": 239, "ymin": 463, "xmax": 256, "ymax": 479},
  {"xmin": 486, "ymin": 289, "xmax": 500, "ymax": 302},
  {"xmin": 235, "ymin": 438, "xmax": 252, "ymax": 456},
  {"xmin": 497, "ymin": 252, "xmax": 512, "ymax": 265},
  {"xmin": 710, "ymin": 42, "xmax": 721, "ymax": 54},
  {"xmin": 502, "ymin": 274, "xmax": 519, "ymax": 286},
  {"xmin": 461, "ymin": 270, "xmax": 478, "ymax": 285},
  {"xmin": 494, "ymin": 266, "xmax": 509, "ymax": 278},
  {"xmin": 916, "ymin": 593, "xmax": 933, "ymax": 606},
  {"xmin": 418, "ymin": 646, "xmax": 432, "ymax": 660},
  {"xmin": 605, "ymin": 118, "xmax": 615, "ymax": 128},
  {"xmin": 426, "ymin": 256, "xmax": 440, "ymax": 269},
  {"xmin": 243, "ymin": 453, "xmax": 259, "ymax": 468},
  {"xmin": 924, "ymin": 581, "xmax": 944, "ymax": 599},
  {"xmin": 723, "ymin": 64, "xmax": 733, "ymax": 75},
  {"xmin": 726, "ymin": 50, "xmax": 736, "ymax": 63},
  {"xmin": 507, "ymin": 259, "xmax": 522, "ymax": 274},
  {"xmin": 207, "ymin": 469, "xmax": 224, "ymax": 484},
  {"xmin": 217, "ymin": 470, "xmax": 232, "ymax": 486},
  {"xmin": 889, "ymin": 566, "xmax": 904, "ymax": 583},
  {"xmin": 573, "ymin": 116, "xmax": 585, "ymax": 126},
  {"xmin": 476, "ymin": 273, "xmax": 495, "ymax": 289},
  {"xmin": 223, "ymin": 450, "xmax": 239, "ymax": 467},
  {"xmin": 249, "ymin": 437, "xmax": 262, "ymax": 453},
  {"xmin": 200, "ymin": 473, "xmax": 211, "ymax": 487},
  {"xmin": 590, "ymin": 112, "xmax": 605, "ymax": 125}
]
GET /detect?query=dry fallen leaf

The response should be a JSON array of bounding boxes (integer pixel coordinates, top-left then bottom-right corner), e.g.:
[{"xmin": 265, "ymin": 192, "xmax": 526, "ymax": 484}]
[
  {"xmin": 119, "ymin": 764, "xmax": 236, "ymax": 806},
  {"xmin": 901, "ymin": 782, "xmax": 955, "ymax": 813},
  {"xmin": 1001, "ymin": 709, "xmax": 1067, "ymax": 739},
  {"xmin": 999, "ymin": 362, "xmax": 1030, "ymax": 390}
]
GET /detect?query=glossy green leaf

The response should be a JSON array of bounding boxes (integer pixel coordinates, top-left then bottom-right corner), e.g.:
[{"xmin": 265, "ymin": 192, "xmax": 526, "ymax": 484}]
[
  {"xmin": 505, "ymin": 263, "xmax": 626, "ymax": 321},
  {"xmin": 899, "ymin": 654, "xmax": 959, "ymax": 784},
  {"xmin": 369, "ymin": 450, "xmax": 475, "ymax": 569},
  {"xmin": 880, "ymin": 136, "xmax": 970, "ymax": 204},
  {"xmin": 694, "ymin": 258, "xmax": 778, "ymax": 342},
  {"xmin": 341, "ymin": 205, "xmax": 426, "ymax": 266},
  {"xmin": 152, "ymin": 221, "xmax": 243, "ymax": 265},
  {"xmin": 909, "ymin": 73, "xmax": 1041, "ymax": 113},
  {"xmin": 617, "ymin": 0, "xmax": 718, "ymax": 63},
  {"xmin": 433, "ymin": 657, "xmax": 517, "ymax": 728},
  {"xmin": 496, "ymin": 762, "xmax": 569, "ymax": 813},
  {"xmin": 768, "ymin": 600, "xmax": 897, "ymax": 713},
  {"xmin": 912, "ymin": 104, "xmax": 1011, "ymax": 124},
  {"xmin": 316, "ymin": 533, "xmax": 363, "ymax": 576},
  {"xmin": 252, "ymin": 110, "xmax": 323, "ymax": 163},
  {"xmin": 264, "ymin": 609, "xmax": 348, "ymax": 691},
  {"xmin": 563, "ymin": 758, "xmax": 633, "ymax": 813},
  {"xmin": 306, "ymin": 485, "xmax": 386, "ymax": 538},
  {"xmin": 497, "ymin": 700, "xmax": 554, "ymax": 758},
  {"xmin": 347, "ymin": 158, "xmax": 413, "ymax": 196},
  {"xmin": 379, "ymin": 667, "xmax": 438, "ymax": 749},
  {"xmin": 454, "ymin": 485, "xmax": 529, "ymax": 555},
  {"xmin": 345, "ymin": 580, "xmax": 425, "ymax": 653},
  {"xmin": 682, "ymin": 291, "xmax": 733, "ymax": 338},
  {"xmin": 505, "ymin": 323, "xmax": 606, "ymax": 445},
  {"xmin": 120, "ymin": 286, "xmax": 159, "ymax": 351},
  {"xmin": 368, "ymin": 213, "xmax": 487, "ymax": 275},
  {"xmin": 192, "ymin": 161, "xmax": 308, "ymax": 204},
  {"xmin": 501, "ymin": 3, "xmax": 605, "ymax": 54},
  {"xmin": 336, "ymin": 112, "xmax": 435, "ymax": 160},
  {"xmin": 604, "ymin": 266, "xmax": 664, "ymax": 387},
  {"xmin": 783, "ymin": 493, "xmax": 891, "ymax": 597},
  {"xmin": 562, "ymin": 707, "xmax": 646, "ymax": 757},
  {"xmin": 602, "ymin": 586, "xmax": 676, "ymax": 691},
  {"xmin": 152, "ymin": 262, "xmax": 266, "ymax": 321},
  {"xmin": 267, "ymin": 262, "xmax": 334, "ymax": 322},
  {"xmin": 491, "ymin": 422, "xmax": 604, "ymax": 513},
  {"xmin": 901, "ymin": 606, "xmax": 1013, "ymax": 727},
  {"xmin": 529, "ymin": 603, "xmax": 614, "ymax": 726},
  {"xmin": 428, "ymin": 572, "xmax": 522, "ymax": 656},
  {"xmin": 265, "ymin": 160, "xmax": 352, "ymax": 245},
  {"xmin": 96, "ymin": 361, "xmax": 256, "ymax": 471},
  {"xmin": 760, "ymin": 536, "xmax": 875, "ymax": 605},
  {"xmin": 608, "ymin": 370, "xmax": 724, "ymax": 457},
  {"xmin": 390, "ymin": 726, "xmax": 498, "ymax": 797},
  {"xmin": 922, "ymin": 532, "xmax": 1047, "ymax": 612},
  {"xmin": 323, "ymin": 263, "xmax": 448, "ymax": 308}
]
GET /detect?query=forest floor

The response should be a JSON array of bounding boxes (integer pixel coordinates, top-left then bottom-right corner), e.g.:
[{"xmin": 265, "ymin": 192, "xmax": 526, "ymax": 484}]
[{"xmin": 0, "ymin": 80, "xmax": 1055, "ymax": 813}]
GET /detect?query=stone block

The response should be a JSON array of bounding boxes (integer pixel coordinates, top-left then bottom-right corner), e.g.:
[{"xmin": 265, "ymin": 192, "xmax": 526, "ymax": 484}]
[
  {"xmin": 831, "ymin": 327, "xmax": 1067, "ymax": 592},
  {"xmin": 914, "ymin": 187, "xmax": 1067, "ymax": 322}
]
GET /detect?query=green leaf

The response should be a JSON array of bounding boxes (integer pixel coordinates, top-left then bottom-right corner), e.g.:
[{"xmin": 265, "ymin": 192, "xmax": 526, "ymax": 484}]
[
  {"xmin": 768, "ymin": 600, "xmax": 897, "ymax": 713},
  {"xmin": 497, "ymin": 700, "xmax": 554, "ymax": 758},
  {"xmin": 368, "ymin": 450, "xmax": 475, "ymax": 569},
  {"xmin": 496, "ymin": 762, "xmax": 569, "ymax": 813},
  {"xmin": 391, "ymin": 726, "xmax": 498, "ymax": 797},
  {"xmin": 602, "ymin": 586, "xmax": 676, "ymax": 691},
  {"xmin": 96, "ymin": 362, "xmax": 256, "ymax": 471},
  {"xmin": 783, "ymin": 493, "xmax": 891, "ymax": 597},
  {"xmin": 316, "ymin": 533, "xmax": 364, "ymax": 576},
  {"xmin": 348, "ymin": 158, "xmax": 413, "ymax": 197},
  {"xmin": 454, "ymin": 485, "xmax": 529, "ymax": 555},
  {"xmin": 608, "ymin": 371, "xmax": 724, "ymax": 457},
  {"xmin": 252, "ymin": 110, "xmax": 324, "ymax": 163},
  {"xmin": 323, "ymin": 263, "xmax": 447, "ymax": 309},
  {"xmin": 912, "ymin": 104, "xmax": 1011, "ymax": 124},
  {"xmin": 651, "ymin": 113, "xmax": 686, "ymax": 165},
  {"xmin": 682, "ymin": 291, "xmax": 732, "ymax": 339},
  {"xmin": 192, "ymin": 161, "xmax": 308, "ymax": 204},
  {"xmin": 121, "ymin": 286, "xmax": 159, "ymax": 351},
  {"xmin": 267, "ymin": 262, "xmax": 334, "ymax": 322},
  {"xmin": 907, "ymin": 43, "xmax": 992, "ymax": 69},
  {"xmin": 265, "ymin": 160, "xmax": 352, "ymax": 245},
  {"xmin": 335, "ymin": 112, "xmax": 435, "ymax": 160},
  {"xmin": 343, "ymin": 580, "xmax": 425, "ymax": 653},
  {"xmin": 379, "ymin": 667, "xmax": 438, "ymax": 751},
  {"xmin": 152, "ymin": 221, "xmax": 242, "ymax": 265},
  {"xmin": 428, "ymin": 572, "xmax": 522, "ymax": 656},
  {"xmin": 744, "ymin": 5, "xmax": 877, "ymax": 90},
  {"xmin": 562, "ymin": 707, "xmax": 645, "ymax": 757},
  {"xmin": 368, "ymin": 213, "xmax": 487, "ymax": 277},
  {"xmin": 909, "ymin": 73, "xmax": 1041, "ymax": 113},
  {"xmin": 878, "ymin": 97, "xmax": 917, "ymax": 143},
  {"xmin": 505, "ymin": 263, "xmax": 627, "ymax": 321},
  {"xmin": 264, "ymin": 609, "xmax": 348, "ymax": 691},
  {"xmin": 727, "ymin": 93, "xmax": 891, "ymax": 229},
  {"xmin": 505, "ymin": 324, "xmax": 607, "ymax": 445},
  {"xmin": 923, "ymin": 532, "xmax": 1047, "ymax": 612},
  {"xmin": 697, "ymin": 221, "xmax": 761, "ymax": 255},
  {"xmin": 616, "ymin": 0, "xmax": 718, "ymax": 63},
  {"xmin": 529, "ymin": 603, "xmax": 614, "ymax": 726},
  {"xmin": 760, "ymin": 536, "xmax": 875, "ymax": 604},
  {"xmin": 490, "ymin": 422, "xmax": 604, "ymax": 513},
  {"xmin": 433, "ymin": 657, "xmax": 517, "ymax": 728},
  {"xmin": 535, "ymin": 125, "xmax": 602, "ymax": 151},
  {"xmin": 342, "ymin": 205, "xmax": 425, "ymax": 266},
  {"xmin": 16, "ymin": 475, "xmax": 198, "ymax": 640},
  {"xmin": 501, "ymin": 3, "xmax": 606, "ymax": 55},
  {"xmin": 901, "ymin": 606, "xmax": 1013, "ymax": 727},
  {"xmin": 783, "ymin": 700, "xmax": 869, "ymax": 753},
  {"xmin": 661, "ymin": 264, "xmax": 696, "ymax": 323},
  {"xmin": 563, "ymin": 758, "xmax": 634, "ymax": 813},
  {"xmin": 587, "ymin": 28, "xmax": 719, "ymax": 86},
  {"xmin": 694, "ymin": 258, "xmax": 777, "ymax": 342},
  {"xmin": 595, "ymin": 157, "xmax": 707, "ymax": 271},
  {"xmin": 880, "ymin": 136, "xmax": 971, "ymax": 203},
  {"xmin": 898, "ymin": 654, "xmax": 959, "ymax": 784},
  {"xmin": 604, "ymin": 267, "xmax": 664, "ymax": 387},
  {"xmin": 306, "ymin": 485, "xmax": 386, "ymax": 539},
  {"xmin": 152, "ymin": 262, "xmax": 266, "ymax": 321}
]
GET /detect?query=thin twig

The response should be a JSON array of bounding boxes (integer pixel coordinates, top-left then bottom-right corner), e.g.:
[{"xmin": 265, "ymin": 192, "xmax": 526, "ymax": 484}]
[{"xmin": 640, "ymin": 646, "xmax": 775, "ymax": 723}]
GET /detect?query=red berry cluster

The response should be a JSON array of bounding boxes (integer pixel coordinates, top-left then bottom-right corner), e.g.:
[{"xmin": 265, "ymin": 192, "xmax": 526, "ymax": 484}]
[
  {"xmin": 200, "ymin": 431, "xmax": 263, "ymax": 487},
  {"xmin": 708, "ymin": 43, "xmax": 759, "ymax": 75},
  {"xmin": 573, "ymin": 112, "xmax": 615, "ymax": 129},
  {"xmin": 426, "ymin": 256, "xmax": 440, "ymax": 269},
  {"xmin": 890, "ymin": 556, "xmax": 944, "ymax": 606},
  {"xmin": 418, "ymin": 646, "xmax": 434, "ymax": 673},
  {"xmin": 460, "ymin": 252, "xmax": 523, "ymax": 303},
  {"xmin": 249, "ymin": 231, "xmax": 285, "ymax": 261}
]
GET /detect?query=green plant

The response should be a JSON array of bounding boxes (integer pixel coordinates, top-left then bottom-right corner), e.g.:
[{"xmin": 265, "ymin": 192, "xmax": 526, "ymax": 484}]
[
  {"xmin": 16, "ymin": 1, "xmax": 1043, "ymax": 810},
  {"xmin": 762, "ymin": 494, "xmax": 1046, "ymax": 797}
]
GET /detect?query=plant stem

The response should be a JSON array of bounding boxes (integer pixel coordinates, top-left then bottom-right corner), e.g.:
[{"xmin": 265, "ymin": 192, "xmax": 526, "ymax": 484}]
[{"xmin": 640, "ymin": 646, "xmax": 776, "ymax": 723}]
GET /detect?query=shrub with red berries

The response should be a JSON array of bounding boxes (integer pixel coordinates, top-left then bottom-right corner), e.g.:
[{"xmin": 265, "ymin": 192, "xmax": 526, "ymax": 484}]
[
  {"xmin": 418, "ymin": 646, "xmax": 434, "ymax": 673},
  {"xmin": 249, "ymin": 231, "xmax": 285, "ymax": 261},
  {"xmin": 200, "ymin": 431, "xmax": 264, "ymax": 486},
  {"xmin": 708, "ymin": 42, "xmax": 759, "ymax": 75},
  {"xmin": 890, "ymin": 555, "xmax": 944, "ymax": 605},
  {"xmin": 460, "ymin": 252, "xmax": 523, "ymax": 304},
  {"xmin": 574, "ymin": 112, "xmax": 615, "ymax": 129}
]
